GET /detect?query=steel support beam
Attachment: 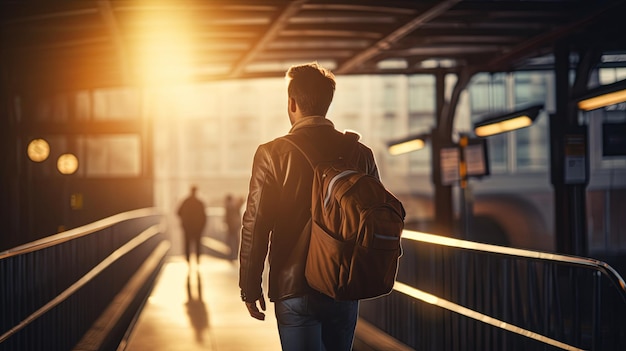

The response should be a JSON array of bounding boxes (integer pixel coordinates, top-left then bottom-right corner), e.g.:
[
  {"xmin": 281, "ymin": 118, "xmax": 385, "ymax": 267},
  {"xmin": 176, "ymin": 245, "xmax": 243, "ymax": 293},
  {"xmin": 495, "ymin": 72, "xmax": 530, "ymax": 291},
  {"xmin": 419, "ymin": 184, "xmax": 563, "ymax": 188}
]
[
  {"xmin": 228, "ymin": 0, "xmax": 308, "ymax": 78},
  {"xmin": 335, "ymin": 0, "xmax": 460, "ymax": 74},
  {"xmin": 431, "ymin": 68, "xmax": 473, "ymax": 237},
  {"xmin": 550, "ymin": 40, "xmax": 589, "ymax": 256}
]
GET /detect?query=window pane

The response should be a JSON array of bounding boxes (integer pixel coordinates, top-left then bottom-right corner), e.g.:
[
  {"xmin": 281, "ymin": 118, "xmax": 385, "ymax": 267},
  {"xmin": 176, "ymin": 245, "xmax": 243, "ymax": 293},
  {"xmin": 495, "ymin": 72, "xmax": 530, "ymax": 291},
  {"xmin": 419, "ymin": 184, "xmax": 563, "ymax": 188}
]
[
  {"xmin": 487, "ymin": 134, "xmax": 507, "ymax": 172},
  {"xmin": 516, "ymin": 111, "xmax": 548, "ymax": 170},
  {"xmin": 227, "ymin": 116, "xmax": 258, "ymax": 173},
  {"xmin": 33, "ymin": 94, "xmax": 68, "ymax": 122},
  {"xmin": 470, "ymin": 73, "xmax": 507, "ymax": 113},
  {"xmin": 382, "ymin": 78, "xmax": 398, "ymax": 113},
  {"xmin": 80, "ymin": 135, "xmax": 141, "ymax": 177},
  {"xmin": 93, "ymin": 88, "xmax": 141, "ymax": 120},
  {"xmin": 74, "ymin": 91, "xmax": 91, "ymax": 121},
  {"xmin": 408, "ymin": 75, "xmax": 435, "ymax": 113},
  {"xmin": 515, "ymin": 72, "xmax": 547, "ymax": 106},
  {"xmin": 185, "ymin": 119, "xmax": 220, "ymax": 176}
]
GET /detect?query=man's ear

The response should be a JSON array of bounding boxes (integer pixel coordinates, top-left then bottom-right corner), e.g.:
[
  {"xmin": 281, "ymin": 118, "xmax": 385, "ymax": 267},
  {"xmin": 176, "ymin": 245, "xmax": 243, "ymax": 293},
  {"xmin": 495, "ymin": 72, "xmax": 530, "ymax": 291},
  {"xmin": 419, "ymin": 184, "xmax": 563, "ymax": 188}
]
[{"xmin": 288, "ymin": 97, "xmax": 297, "ymax": 113}]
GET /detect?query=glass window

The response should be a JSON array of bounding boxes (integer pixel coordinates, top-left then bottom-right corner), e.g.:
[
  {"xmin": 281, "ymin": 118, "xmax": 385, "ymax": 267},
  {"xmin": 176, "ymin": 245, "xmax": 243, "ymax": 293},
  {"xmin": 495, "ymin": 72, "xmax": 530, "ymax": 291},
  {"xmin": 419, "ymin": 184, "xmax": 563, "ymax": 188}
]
[
  {"xmin": 93, "ymin": 88, "xmax": 141, "ymax": 120},
  {"xmin": 74, "ymin": 91, "xmax": 91, "ymax": 121},
  {"xmin": 515, "ymin": 118, "xmax": 548, "ymax": 170},
  {"xmin": 406, "ymin": 75, "xmax": 435, "ymax": 175},
  {"xmin": 382, "ymin": 78, "xmax": 398, "ymax": 114},
  {"xmin": 599, "ymin": 67, "xmax": 626, "ymax": 84},
  {"xmin": 227, "ymin": 116, "xmax": 258, "ymax": 173},
  {"xmin": 78, "ymin": 135, "xmax": 141, "ymax": 177},
  {"xmin": 408, "ymin": 112, "xmax": 433, "ymax": 132},
  {"xmin": 514, "ymin": 72, "xmax": 550, "ymax": 171},
  {"xmin": 469, "ymin": 73, "xmax": 509, "ymax": 172},
  {"xmin": 514, "ymin": 72, "xmax": 547, "ymax": 106},
  {"xmin": 408, "ymin": 75, "xmax": 435, "ymax": 113},
  {"xmin": 408, "ymin": 144, "xmax": 431, "ymax": 174},
  {"xmin": 486, "ymin": 134, "xmax": 507, "ymax": 173},
  {"xmin": 186, "ymin": 119, "xmax": 220, "ymax": 176},
  {"xmin": 469, "ymin": 73, "xmax": 507, "ymax": 114},
  {"xmin": 33, "ymin": 94, "xmax": 68, "ymax": 122}
]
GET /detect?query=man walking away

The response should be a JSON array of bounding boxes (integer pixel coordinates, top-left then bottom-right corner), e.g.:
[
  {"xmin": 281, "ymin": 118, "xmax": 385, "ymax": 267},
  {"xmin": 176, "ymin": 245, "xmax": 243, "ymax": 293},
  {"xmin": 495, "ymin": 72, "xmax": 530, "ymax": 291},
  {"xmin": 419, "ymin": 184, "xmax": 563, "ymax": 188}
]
[
  {"xmin": 239, "ymin": 62, "xmax": 380, "ymax": 351},
  {"xmin": 177, "ymin": 185, "xmax": 207, "ymax": 267}
]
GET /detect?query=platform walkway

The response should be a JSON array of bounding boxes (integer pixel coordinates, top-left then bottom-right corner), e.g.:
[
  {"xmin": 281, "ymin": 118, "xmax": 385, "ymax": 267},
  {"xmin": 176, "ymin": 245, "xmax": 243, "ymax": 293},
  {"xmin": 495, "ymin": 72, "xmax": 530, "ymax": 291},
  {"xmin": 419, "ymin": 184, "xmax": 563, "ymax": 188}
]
[{"xmin": 122, "ymin": 253, "xmax": 282, "ymax": 351}]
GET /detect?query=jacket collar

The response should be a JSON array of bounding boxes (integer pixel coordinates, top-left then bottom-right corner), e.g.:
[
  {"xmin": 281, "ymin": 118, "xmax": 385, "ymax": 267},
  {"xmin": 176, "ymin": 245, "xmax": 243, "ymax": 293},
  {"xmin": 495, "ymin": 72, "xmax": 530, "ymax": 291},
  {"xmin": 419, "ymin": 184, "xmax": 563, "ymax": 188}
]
[{"xmin": 289, "ymin": 115, "xmax": 334, "ymax": 133}]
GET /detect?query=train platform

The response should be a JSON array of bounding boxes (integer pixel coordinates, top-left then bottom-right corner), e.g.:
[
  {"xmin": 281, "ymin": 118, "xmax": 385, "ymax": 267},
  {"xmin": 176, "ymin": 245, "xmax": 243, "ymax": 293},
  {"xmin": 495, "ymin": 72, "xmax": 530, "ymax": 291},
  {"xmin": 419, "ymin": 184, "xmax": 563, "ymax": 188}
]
[
  {"xmin": 119, "ymin": 233, "xmax": 409, "ymax": 351},
  {"xmin": 122, "ymin": 252, "xmax": 282, "ymax": 351}
]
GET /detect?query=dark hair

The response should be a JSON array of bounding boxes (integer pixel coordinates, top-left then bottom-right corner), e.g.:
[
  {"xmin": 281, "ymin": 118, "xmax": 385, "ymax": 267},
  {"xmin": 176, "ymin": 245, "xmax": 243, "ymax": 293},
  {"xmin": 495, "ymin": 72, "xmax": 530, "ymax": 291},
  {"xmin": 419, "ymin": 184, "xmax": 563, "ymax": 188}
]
[{"xmin": 285, "ymin": 62, "xmax": 336, "ymax": 116}]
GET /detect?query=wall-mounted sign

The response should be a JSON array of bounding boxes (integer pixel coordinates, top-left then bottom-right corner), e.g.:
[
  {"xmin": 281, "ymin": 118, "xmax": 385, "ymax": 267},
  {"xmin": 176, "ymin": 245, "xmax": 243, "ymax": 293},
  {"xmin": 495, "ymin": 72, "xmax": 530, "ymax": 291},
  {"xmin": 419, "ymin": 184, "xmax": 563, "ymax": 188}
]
[
  {"xmin": 440, "ymin": 147, "xmax": 460, "ymax": 185},
  {"xmin": 603, "ymin": 122, "xmax": 626, "ymax": 156},
  {"xmin": 464, "ymin": 138, "xmax": 490, "ymax": 178},
  {"xmin": 564, "ymin": 134, "xmax": 586, "ymax": 184}
]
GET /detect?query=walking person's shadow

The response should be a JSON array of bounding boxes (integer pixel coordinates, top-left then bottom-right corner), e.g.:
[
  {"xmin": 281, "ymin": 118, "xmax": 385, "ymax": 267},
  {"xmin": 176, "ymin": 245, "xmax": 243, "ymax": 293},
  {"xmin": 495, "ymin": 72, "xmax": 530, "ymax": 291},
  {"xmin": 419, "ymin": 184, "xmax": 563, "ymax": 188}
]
[{"xmin": 186, "ymin": 270, "xmax": 210, "ymax": 344}]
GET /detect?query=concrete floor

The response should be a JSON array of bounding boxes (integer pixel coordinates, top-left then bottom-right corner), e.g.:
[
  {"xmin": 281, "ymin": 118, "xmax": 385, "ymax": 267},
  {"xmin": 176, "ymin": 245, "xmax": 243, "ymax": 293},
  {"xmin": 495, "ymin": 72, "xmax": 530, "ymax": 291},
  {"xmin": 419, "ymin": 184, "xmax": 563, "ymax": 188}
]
[{"xmin": 123, "ymin": 254, "xmax": 282, "ymax": 351}]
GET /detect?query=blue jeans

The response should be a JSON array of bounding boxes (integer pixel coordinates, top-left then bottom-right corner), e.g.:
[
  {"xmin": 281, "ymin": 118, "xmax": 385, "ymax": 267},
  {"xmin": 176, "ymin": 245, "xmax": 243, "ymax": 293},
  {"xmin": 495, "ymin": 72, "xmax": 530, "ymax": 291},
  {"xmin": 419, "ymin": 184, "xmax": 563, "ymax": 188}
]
[{"xmin": 274, "ymin": 292, "xmax": 359, "ymax": 351}]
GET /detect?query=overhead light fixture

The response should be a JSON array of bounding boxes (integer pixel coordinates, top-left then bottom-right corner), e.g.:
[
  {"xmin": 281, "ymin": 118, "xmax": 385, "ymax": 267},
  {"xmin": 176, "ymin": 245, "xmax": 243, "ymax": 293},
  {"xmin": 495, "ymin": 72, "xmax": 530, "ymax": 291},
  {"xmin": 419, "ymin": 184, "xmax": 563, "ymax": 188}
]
[
  {"xmin": 27, "ymin": 138, "xmax": 50, "ymax": 162},
  {"xmin": 473, "ymin": 104, "xmax": 543, "ymax": 137},
  {"xmin": 387, "ymin": 134, "xmax": 428, "ymax": 155},
  {"xmin": 57, "ymin": 153, "xmax": 79, "ymax": 175},
  {"xmin": 576, "ymin": 79, "xmax": 626, "ymax": 111}
]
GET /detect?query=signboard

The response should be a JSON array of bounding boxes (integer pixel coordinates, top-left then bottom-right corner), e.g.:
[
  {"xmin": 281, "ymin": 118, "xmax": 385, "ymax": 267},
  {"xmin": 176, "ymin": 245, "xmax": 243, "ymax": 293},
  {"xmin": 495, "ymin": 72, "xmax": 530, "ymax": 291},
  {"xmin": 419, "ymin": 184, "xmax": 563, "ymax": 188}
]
[
  {"xmin": 464, "ymin": 138, "xmax": 490, "ymax": 178},
  {"xmin": 440, "ymin": 147, "xmax": 460, "ymax": 185},
  {"xmin": 603, "ymin": 122, "xmax": 626, "ymax": 156},
  {"xmin": 564, "ymin": 134, "xmax": 586, "ymax": 184}
]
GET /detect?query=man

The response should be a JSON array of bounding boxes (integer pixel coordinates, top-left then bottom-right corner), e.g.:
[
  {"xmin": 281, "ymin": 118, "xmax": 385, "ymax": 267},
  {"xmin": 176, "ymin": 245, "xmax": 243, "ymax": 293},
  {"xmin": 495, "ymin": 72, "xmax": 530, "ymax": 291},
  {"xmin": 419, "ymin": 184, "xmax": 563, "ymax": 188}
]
[
  {"xmin": 239, "ymin": 62, "xmax": 380, "ymax": 351},
  {"xmin": 177, "ymin": 185, "xmax": 207, "ymax": 266},
  {"xmin": 224, "ymin": 193, "xmax": 243, "ymax": 260}
]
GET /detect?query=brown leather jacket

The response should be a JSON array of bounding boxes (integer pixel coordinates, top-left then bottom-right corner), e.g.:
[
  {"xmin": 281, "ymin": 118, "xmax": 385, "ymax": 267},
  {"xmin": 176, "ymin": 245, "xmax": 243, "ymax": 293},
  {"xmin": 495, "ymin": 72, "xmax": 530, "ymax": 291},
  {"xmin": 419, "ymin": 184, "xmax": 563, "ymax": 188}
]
[{"xmin": 239, "ymin": 116, "xmax": 379, "ymax": 302}]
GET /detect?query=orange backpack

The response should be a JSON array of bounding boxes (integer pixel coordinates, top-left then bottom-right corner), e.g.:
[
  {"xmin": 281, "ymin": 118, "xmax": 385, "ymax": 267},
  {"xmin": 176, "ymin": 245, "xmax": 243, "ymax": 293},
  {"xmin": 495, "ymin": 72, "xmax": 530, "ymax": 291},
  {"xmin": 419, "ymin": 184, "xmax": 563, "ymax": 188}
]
[{"xmin": 285, "ymin": 132, "xmax": 405, "ymax": 300}]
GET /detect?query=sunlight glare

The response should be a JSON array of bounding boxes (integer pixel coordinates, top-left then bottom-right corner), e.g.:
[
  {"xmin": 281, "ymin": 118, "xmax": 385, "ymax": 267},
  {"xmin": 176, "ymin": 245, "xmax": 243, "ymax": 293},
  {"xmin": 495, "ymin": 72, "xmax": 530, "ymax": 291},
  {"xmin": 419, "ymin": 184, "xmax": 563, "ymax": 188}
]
[{"xmin": 131, "ymin": 1, "xmax": 198, "ymax": 86}]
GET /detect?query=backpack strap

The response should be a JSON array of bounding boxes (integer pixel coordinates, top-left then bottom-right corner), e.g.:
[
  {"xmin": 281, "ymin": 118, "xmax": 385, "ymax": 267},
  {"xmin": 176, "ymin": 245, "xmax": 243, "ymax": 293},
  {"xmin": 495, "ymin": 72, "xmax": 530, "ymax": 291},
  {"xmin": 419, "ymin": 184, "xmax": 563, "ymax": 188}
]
[{"xmin": 283, "ymin": 134, "xmax": 317, "ymax": 170}]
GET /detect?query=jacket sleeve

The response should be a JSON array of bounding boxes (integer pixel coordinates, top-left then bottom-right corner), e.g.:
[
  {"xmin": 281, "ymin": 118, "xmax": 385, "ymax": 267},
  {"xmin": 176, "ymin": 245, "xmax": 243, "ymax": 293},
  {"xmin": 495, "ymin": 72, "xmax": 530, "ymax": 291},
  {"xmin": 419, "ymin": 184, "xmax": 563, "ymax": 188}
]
[{"xmin": 239, "ymin": 144, "xmax": 279, "ymax": 302}]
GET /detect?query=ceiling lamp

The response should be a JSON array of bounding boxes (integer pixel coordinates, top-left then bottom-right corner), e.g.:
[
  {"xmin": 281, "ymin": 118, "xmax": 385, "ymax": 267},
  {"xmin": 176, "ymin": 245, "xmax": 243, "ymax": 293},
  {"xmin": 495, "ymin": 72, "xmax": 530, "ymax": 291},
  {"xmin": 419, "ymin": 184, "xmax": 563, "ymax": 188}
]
[
  {"xmin": 576, "ymin": 79, "xmax": 626, "ymax": 111},
  {"xmin": 473, "ymin": 104, "xmax": 543, "ymax": 137},
  {"xmin": 387, "ymin": 134, "xmax": 428, "ymax": 156}
]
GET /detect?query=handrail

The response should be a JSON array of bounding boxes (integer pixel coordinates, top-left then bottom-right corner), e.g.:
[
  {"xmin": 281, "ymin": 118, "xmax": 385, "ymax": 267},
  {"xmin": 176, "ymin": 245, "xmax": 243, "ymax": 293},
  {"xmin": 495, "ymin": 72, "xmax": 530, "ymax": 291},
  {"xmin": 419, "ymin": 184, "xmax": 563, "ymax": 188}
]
[
  {"xmin": 1, "ymin": 208, "xmax": 165, "ymax": 350},
  {"xmin": 388, "ymin": 229, "xmax": 626, "ymax": 351},
  {"xmin": 402, "ymin": 230, "xmax": 626, "ymax": 297},
  {"xmin": 0, "ymin": 207, "xmax": 161, "ymax": 259},
  {"xmin": 0, "ymin": 225, "xmax": 162, "ymax": 343},
  {"xmin": 393, "ymin": 281, "xmax": 584, "ymax": 351}
]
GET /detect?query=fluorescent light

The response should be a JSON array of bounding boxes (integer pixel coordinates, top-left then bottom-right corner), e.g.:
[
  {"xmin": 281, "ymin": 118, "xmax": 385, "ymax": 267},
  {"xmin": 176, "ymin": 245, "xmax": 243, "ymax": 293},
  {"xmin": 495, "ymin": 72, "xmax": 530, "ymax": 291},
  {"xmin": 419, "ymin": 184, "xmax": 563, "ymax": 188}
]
[
  {"xmin": 389, "ymin": 139, "xmax": 425, "ymax": 155},
  {"xmin": 473, "ymin": 104, "xmax": 543, "ymax": 137},
  {"xmin": 577, "ymin": 79, "xmax": 626, "ymax": 111},
  {"xmin": 475, "ymin": 115, "xmax": 533, "ymax": 137},
  {"xmin": 387, "ymin": 134, "xmax": 429, "ymax": 155}
]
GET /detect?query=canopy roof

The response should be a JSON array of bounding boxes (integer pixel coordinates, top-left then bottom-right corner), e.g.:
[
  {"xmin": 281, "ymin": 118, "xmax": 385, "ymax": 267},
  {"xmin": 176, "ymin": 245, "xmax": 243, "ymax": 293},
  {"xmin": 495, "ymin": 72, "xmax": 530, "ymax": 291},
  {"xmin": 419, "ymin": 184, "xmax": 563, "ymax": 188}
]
[{"xmin": 1, "ymin": 0, "xmax": 625, "ymax": 92}]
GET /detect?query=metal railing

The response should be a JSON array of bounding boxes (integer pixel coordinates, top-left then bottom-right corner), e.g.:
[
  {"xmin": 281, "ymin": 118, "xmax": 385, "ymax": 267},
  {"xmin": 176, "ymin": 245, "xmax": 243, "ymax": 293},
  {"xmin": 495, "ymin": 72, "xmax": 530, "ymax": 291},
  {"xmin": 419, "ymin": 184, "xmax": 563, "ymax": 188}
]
[
  {"xmin": 0, "ymin": 208, "xmax": 167, "ymax": 351},
  {"xmin": 359, "ymin": 230, "xmax": 626, "ymax": 351}
]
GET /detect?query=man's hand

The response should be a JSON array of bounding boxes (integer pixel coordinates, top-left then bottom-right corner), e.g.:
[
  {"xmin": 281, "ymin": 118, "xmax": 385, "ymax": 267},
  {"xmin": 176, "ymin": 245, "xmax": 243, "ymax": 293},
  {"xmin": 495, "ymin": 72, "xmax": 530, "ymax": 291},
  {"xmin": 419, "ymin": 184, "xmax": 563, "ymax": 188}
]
[{"xmin": 245, "ymin": 295, "xmax": 266, "ymax": 320}]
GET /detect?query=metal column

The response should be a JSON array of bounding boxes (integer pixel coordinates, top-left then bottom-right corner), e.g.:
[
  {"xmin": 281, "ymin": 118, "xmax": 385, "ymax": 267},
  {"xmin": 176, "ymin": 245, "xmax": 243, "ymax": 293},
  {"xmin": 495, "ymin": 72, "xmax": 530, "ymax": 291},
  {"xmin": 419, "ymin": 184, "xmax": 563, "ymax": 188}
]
[{"xmin": 550, "ymin": 40, "xmax": 589, "ymax": 256}]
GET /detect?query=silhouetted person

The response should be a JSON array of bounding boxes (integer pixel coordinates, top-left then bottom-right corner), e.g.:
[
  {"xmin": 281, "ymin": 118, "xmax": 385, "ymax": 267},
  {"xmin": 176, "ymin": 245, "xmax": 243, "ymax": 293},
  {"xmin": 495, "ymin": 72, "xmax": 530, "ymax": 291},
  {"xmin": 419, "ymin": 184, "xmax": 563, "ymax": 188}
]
[
  {"xmin": 239, "ymin": 62, "xmax": 380, "ymax": 351},
  {"xmin": 224, "ymin": 194, "xmax": 243, "ymax": 260},
  {"xmin": 177, "ymin": 185, "xmax": 207, "ymax": 266}
]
